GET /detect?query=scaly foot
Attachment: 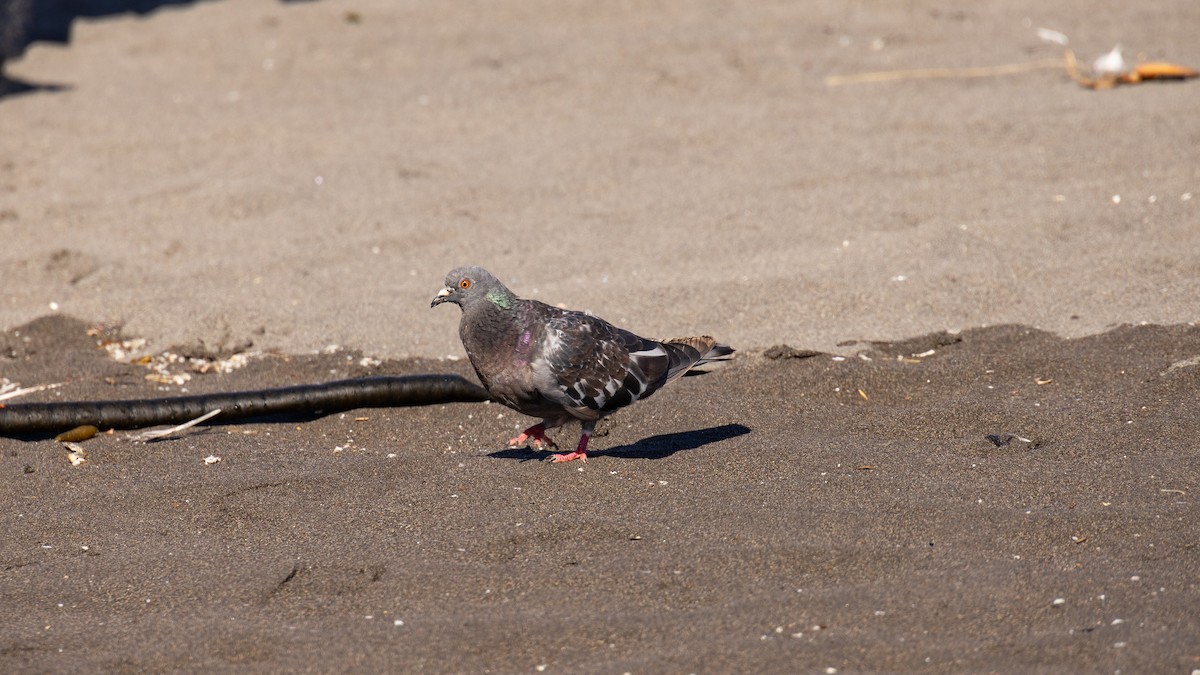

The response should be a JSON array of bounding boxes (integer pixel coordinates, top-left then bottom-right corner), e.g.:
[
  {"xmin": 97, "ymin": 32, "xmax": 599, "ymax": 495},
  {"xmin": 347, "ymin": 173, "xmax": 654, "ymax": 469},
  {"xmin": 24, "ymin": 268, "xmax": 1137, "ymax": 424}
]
[
  {"xmin": 547, "ymin": 431, "xmax": 591, "ymax": 463},
  {"xmin": 508, "ymin": 423, "xmax": 557, "ymax": 450}
]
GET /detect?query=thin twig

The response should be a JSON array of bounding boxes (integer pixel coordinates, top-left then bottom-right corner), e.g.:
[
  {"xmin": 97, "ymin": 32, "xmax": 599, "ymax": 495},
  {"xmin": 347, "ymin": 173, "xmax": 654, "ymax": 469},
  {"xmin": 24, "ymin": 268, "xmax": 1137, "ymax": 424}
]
[
  {"xmin": 825, "ymin": 58, "xmax": 1064, "ymax": 86},
  {"xmin": 1062, "ymin": 48, "xmax": 1102, "ymax": 88},
  {"xmin": 130, "ymin": 408, "xmax": 222, "ymax": 441},
  {"xmin": 0, "ymin": 382, "xmax": 64, "ymax": 402}
]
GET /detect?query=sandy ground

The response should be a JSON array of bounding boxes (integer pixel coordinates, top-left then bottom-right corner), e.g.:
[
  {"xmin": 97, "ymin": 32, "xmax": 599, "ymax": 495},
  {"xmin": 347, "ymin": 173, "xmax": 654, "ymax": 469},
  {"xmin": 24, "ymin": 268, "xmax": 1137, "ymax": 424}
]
[
  {"xmin": 1, "ymin": 0, "xmax": 1199, "ymax": 672},
  {"xmin": 2, "ymin": 0, "xmax": 1198, "ymax": 357}
]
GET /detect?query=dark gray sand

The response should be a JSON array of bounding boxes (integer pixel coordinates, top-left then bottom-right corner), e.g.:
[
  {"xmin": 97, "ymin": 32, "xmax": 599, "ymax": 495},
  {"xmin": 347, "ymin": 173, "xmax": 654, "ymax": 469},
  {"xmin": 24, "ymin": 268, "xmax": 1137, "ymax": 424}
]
[
  {"xmin": 2, "ymin": 316, "xmax": 1198, "ymax": 672},
  {"xmin": 2, "ymin": 0, "xmax": 1199, "ymax": 672}
]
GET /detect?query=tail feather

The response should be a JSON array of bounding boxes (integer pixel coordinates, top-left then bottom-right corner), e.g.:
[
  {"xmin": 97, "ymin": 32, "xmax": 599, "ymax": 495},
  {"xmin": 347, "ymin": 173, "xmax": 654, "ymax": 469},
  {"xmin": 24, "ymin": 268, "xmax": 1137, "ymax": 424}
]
[{"xmin": 661, "ymin": 335, "xmax": 735, "ymax": 383}]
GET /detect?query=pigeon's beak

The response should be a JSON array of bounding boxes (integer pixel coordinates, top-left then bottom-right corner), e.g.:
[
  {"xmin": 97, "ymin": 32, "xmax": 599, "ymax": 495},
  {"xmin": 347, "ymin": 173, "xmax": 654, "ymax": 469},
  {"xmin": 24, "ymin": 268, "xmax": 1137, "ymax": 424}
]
[{"xmin": 430, "ymin": 287, "xmax": 453, "ymax": 308}]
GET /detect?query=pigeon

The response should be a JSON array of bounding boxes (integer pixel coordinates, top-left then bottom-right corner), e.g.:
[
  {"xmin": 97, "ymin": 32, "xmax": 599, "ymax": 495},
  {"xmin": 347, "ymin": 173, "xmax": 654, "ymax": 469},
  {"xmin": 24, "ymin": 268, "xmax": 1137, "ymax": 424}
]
[{"xmin": 431, "ymin": 266, "xmax": 734, "ymax": 463}]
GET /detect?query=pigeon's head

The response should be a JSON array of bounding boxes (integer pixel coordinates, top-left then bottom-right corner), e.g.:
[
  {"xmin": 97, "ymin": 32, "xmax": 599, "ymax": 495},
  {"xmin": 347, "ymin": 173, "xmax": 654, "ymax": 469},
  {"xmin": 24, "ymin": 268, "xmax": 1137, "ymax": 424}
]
[{"xmin": 431, "ymin": 266, "xmax": 510, "ymax": 310}]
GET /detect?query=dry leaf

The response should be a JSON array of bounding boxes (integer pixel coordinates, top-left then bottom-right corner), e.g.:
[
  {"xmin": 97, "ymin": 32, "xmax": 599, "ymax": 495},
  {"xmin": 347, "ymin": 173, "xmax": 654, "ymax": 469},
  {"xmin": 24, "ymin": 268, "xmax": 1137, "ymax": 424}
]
[{"xmin": 1132, "ymin": 62, "xmax": 1198, "ymax": 80}]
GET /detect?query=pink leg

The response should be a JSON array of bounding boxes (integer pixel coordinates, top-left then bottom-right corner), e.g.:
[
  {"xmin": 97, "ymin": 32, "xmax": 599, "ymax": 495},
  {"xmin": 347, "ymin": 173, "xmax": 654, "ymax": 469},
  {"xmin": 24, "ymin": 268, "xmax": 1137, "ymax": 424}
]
[
  {"xmin": 549, "ymin": 430, "xmax": 591, "ymax": 463},
  {"xmin": 508, "ymin": 422, "xmax": 557, "ymax": 450}
]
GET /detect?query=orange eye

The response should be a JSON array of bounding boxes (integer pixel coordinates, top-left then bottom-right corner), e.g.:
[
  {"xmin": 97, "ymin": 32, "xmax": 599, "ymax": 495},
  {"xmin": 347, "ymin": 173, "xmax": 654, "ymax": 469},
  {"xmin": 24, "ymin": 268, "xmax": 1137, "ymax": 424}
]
[{"xmin": 459, "ymin": 279, "xmax": 471, "ymax": 289}]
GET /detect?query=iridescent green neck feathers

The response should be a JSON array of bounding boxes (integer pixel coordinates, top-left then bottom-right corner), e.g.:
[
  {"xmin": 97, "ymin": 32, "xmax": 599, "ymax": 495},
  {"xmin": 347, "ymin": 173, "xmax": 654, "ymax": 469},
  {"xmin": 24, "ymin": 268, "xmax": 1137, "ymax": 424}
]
[{"xmin": 486, "ymin": 287, "xmax": 513, "ymax": 310}]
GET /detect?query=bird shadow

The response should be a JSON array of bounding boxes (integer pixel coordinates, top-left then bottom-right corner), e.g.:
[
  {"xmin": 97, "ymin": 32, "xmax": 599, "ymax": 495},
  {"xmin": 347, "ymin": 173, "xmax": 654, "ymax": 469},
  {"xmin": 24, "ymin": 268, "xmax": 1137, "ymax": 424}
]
[
  {"xmin": 488, "ymin": 423, "xmax": 751, "ymax": 462},
  {"xmin": 0, "ymin": 74, "xmax": 68, "ymax": 98},
  {"xmin": 1, "ymin": 0, "xmax": 318, "ymax": 101}
]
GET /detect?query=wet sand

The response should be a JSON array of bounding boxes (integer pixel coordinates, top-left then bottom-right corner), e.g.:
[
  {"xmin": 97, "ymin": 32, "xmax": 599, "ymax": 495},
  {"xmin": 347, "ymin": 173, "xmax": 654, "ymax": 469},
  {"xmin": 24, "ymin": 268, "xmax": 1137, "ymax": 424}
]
[
  {"xmin": 2, "ymin": 316, "xmax": 1199, "ymax": 672},
  {"xmin": 2, "ymin": 0, "xmax": 1199, "ymax": 672}
]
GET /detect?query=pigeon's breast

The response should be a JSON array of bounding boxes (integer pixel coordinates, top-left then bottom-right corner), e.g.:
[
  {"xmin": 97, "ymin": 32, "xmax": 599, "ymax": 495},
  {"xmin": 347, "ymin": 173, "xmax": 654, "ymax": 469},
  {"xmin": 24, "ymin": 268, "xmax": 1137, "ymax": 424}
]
[{"xmin": 511, "ymin": 329, "xmax": 534, "ymax": 367}]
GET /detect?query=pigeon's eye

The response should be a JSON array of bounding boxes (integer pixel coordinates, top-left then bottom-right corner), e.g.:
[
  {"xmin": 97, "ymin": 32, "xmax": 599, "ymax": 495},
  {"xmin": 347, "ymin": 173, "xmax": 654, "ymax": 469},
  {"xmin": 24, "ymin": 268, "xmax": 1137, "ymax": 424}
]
[{"xmin": 459, "ymin": 279, "xmax": 471, "ymax": 289}]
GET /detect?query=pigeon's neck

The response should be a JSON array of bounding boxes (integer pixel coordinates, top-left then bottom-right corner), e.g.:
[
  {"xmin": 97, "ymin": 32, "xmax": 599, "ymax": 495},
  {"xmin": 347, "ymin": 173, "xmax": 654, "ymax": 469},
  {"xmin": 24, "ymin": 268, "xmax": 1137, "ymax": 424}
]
[
  {"xmin": 485, "ymin": 286, "xmax": 514, "ymax": 310},
  {"xmin": 460, "ymin": 293, "xmax": 522, "ymax": 359}
]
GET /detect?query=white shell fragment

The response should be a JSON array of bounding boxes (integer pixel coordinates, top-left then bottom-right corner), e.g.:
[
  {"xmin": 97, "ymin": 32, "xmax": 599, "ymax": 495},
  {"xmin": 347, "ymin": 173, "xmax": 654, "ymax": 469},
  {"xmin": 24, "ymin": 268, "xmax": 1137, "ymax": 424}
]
[
  {"xmin": 1093, "ymin": 46, "xmax": 1129, "ymax": 76},
  {"xmin": 64, "ymin": 441, "xmax": 88, "ymax": 466},
  {"xmin": 1036, "ymin": 27, "xmax": 1069, "ymax": 46}
]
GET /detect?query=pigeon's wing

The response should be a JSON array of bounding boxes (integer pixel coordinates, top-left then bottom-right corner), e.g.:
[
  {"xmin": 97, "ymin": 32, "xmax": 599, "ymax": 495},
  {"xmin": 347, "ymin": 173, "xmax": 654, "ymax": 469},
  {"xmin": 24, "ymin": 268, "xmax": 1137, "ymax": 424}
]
[{"xmin": 531, "ymin": 308, "xmax": 674, "ymax": 418}]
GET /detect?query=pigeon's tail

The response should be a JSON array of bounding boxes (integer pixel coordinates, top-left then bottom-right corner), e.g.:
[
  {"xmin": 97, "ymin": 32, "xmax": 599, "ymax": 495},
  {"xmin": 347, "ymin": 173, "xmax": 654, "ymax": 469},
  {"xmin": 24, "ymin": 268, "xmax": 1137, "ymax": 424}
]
[{"xmin": 661, "ymin": 336, "xmax": 735, "ymax": 383}]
